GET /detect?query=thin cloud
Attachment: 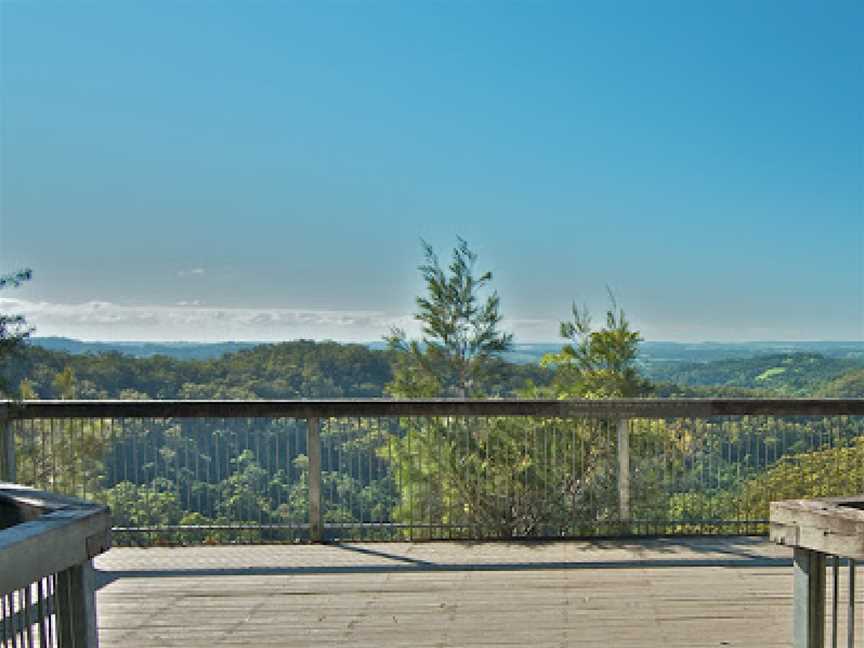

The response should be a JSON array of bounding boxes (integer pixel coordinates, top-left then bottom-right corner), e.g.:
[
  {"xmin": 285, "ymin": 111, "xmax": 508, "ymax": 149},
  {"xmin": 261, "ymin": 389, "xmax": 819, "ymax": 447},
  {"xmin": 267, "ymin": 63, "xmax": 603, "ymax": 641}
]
[
  {"xmin": 0, "ymin": 298, "xmax": 580, "ymax": 342},
  {"xmin": 0, "ymin": 298, "xmax": 417, "ymax": 342},
  {"xmin": 177, "ymin": 268, "xmax": 206, "ymax": 278},
  {"xmin": 9, "ymin": 297, "xmax": 815, "ymax": 342}
]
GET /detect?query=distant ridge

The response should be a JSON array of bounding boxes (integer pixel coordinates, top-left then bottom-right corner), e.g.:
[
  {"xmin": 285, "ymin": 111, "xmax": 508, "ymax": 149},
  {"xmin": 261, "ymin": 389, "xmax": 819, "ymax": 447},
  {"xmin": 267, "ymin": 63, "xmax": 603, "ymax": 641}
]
[
  {"xmin": 29, "ymin": 337, "xmax": 260, "ymax": 361},
  {"xmin": 29, "ymin": 337, "xmax": 864, "ymax": 364}
]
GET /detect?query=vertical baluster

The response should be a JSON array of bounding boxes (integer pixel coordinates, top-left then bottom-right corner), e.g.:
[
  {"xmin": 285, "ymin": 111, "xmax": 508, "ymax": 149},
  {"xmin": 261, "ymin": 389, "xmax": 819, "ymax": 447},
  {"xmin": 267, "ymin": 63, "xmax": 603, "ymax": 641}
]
[
  {"xmin": 390, "ymin": 417, "xmax": 399, "ymax": 541},
  {"xmin": 22, "ymin": 587, "xmax": 33, "ymax": 648},
  {"xmin": 542, "ymin": 417, "xmax": 549, "ymax": 537},
  {"xmin": 1, "ymin": 416, "xmax": 15, "ymax": 483},
  {"xmin": 356, "ymin": 416, "xmax": 362, "ymax": 541},
  {"xmin": 36, "ymin": 579, "xmax": 47, "ymax": 648},
  {"xmin": 49, "ymin": 420, "xmax": 56, "ymax": 493},
  {"xmin": 366, "ymin": 419, "xmax": 381, "ymax": 539},
  {"xmin": 2, "ymin": 592, "xmax": 11, "ymax": 648},
  {"xmin": 617, "ymin": 418, "xmax": 631, "ymax": 526},
  {"xmin": 39, "ymin": 420, "xmax": 48, "ymax": 490},
  {"xmin": 484, "ymin": 416, "xmax": 491, "ymax": 539},
  {"xmin": 321, "ymin": 419, "xmax": 330, "ymax": 541},
  {"xmin": 848, "ymin": 559, "xmax": 856, "ymax": 648},
  {"xmin": 11, "ymin": 592, "xmax": 20, "ymax": 648},
  {"xmin": 437, "ymin": 416, "xmax": 445, "ymax": 540},
  {"xmin": 0, "ymin": 589, "xmax": 5, "ymax": 648},
  {"xmin": 307, "ymin": 417, "xmax": 322, "ymax": 543},
  {"xmin": 45, "ymin": 575, "xmax": 54, "ymax": 648},
  {"xmin": 832, "ymin": 555, "xmax": 839, "ymax": 648},
  {"xmin": 78, "ymin": 419, "xmax": 85, "ymax": 500}
]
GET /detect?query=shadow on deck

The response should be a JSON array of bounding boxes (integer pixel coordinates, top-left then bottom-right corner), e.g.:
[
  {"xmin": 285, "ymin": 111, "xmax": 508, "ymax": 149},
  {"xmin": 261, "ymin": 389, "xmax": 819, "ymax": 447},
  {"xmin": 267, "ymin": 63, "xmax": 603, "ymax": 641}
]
[{"xmin": 94, "ymin": 537, "xmax": 799, "ymax": 648}]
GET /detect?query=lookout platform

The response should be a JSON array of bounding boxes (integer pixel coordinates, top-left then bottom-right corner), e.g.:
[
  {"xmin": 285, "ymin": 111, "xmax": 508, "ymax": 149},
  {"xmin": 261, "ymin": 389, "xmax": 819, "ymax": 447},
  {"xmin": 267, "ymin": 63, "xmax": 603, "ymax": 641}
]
[{"xmin": 92, "ymin": 537, "xmax": 825, "ymax": 647}]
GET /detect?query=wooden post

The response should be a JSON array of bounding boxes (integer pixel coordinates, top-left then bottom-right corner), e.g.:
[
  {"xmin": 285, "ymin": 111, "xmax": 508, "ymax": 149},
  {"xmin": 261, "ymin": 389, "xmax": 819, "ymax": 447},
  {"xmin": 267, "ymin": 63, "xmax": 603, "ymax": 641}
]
[
  {"xmin": 617, "ymin": 418, "xmax": 630, "ymax": 524},
  {"xmin": 56, "ymin": 560, "xmax": 100, "ymax": 648},
  {"xmin": 307, "ymin": 416, "xmax": 323, "ymax": 543},
  {"xmin": 1, "ymin": 417, "xmax": 14, "ymax": 483},
  {"xmin": 793, "ymin": 547, "xmax": 826, "ymax": 648}
]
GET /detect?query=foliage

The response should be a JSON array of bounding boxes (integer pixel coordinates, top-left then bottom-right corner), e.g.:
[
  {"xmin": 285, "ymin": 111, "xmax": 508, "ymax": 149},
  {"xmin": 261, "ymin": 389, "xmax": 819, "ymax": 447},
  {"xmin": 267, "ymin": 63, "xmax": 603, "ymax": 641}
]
[
  {"xmin": 650, "ymin": 382, "xmax": 769, "ymax": 398},
  {"xmin": 645, "ymin": 352, "xmax": 863, "ymax": 395},
  {"xmin": 540, "ymin": 293, "xmax": 651, "ymax": 398},
  {"xmin": 816, "ymin": 368, "xmax": 864, "ymax": 397},
  {"xmin": 386, "ymin": 238, "xmax": 512, "ymax": 398},
  {"xmin": 387, "ymin": 416, "xmax": 627, "ymax": 538},
  {"xmin": 661, "ymin": 436, "xmax": 864, "ymax": 530},
  {"xmin": 8, "ymin": 355, "xmax": 864, "ymax": 544},
  {"xmin": 382, "ymin": 240, "xmax": 573, "ymax": 537},
  {"xmin": 103, "ymin": 479, "xmax": 183, "ymax": 527},
  {"xmin": 735, "ymin": 438, "xmax": 864, "ymax": 519},
  {"xmin": 3, "ymin": 340, "xmax": 399, "ymax": 400},
  {"xmin": 0, "ymin": 269, "xmax": 34, "ymax": 396}
]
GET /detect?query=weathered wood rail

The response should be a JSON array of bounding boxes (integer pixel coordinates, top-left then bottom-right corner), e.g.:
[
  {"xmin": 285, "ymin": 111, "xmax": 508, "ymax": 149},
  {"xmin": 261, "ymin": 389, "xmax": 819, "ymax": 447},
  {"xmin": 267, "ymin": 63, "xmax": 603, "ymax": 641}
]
[
  {"xmin": 771, "ymin": 496, "xmax": 864, "ymax": 648},
  {"xmin": 0, "ymin": 483, "xmax": 112, "ymax": 647},
  {"xmin": 3, "ymin": 397, "xmax": 864, "ymax": 420}
]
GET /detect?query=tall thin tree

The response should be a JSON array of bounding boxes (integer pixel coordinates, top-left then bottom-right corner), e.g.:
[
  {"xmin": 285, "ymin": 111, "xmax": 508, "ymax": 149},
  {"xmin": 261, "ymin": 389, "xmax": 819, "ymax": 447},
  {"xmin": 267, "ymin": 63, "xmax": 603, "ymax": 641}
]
[{"xmin": 386, "ymin": 238, "xmax": 512, "ymax": 397}]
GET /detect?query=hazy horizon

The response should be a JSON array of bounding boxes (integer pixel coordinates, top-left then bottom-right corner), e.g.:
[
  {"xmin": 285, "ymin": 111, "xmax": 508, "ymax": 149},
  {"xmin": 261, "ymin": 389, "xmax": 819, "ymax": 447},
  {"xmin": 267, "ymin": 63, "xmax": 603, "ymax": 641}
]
[
  {"xmin": 31, "ymin": 336, "xmax": 864, "ymax": 345},
  {"xmin": 2, "ymin": 295, "xmax": 863, "ymax": 344},
  {"xmin": 18, "ymin": 320, "xmax": 864, "ymax": 347}
]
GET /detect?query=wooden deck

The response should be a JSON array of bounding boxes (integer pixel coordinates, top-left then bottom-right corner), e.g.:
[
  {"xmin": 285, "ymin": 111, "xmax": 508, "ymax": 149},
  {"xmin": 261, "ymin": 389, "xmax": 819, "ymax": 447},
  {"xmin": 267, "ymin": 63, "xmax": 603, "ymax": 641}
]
[{"xmin": 94, "ymin": 537, "xmax": 806, "ymax": 647}]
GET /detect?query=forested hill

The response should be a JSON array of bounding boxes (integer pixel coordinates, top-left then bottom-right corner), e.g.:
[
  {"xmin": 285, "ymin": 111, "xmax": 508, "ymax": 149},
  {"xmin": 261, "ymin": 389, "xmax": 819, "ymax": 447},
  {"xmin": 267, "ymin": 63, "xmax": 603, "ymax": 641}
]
[
  {"xmin": 29, "ymin": 337, "xmax": 259, "ymax": 360},
  {"xmin": 815, "ymin": 368, "xmax": 864, "ymax": 397},
  {"xmin": 33, "ymin": 337, "xmax": 864, "ymax": 364},
  {"xmin": 645, "ymin": 352, "xmax": 864, "ymax": 396},
  {"xmin": 3, "ymin": 341, "xmax": 552, "ymax": 400},
  {"xmin": 5, "ymin": 342, "xmax": 864, "ymax": 400}
]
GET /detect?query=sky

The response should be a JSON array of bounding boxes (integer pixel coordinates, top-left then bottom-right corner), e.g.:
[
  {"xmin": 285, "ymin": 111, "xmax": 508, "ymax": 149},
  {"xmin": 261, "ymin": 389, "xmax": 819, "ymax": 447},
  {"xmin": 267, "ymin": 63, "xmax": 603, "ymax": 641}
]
[{"xmin": 1, "ymin": 1, "xmax": 862, "ymax": 343}]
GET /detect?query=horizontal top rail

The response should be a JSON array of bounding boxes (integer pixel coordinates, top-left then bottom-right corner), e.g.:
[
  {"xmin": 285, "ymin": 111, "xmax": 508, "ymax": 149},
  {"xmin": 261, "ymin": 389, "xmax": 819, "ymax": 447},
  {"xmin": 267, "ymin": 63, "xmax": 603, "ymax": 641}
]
[
  {"xmin": 771, "ymin": 496, "xmax": 864, "ymax": 560},
  {"xmin": 0, "ymin": 483, "xmax": 112, "ymax": 593},
  {"xmin": 2, "ymin": 398, "xmax": 864, "ymax": 420}
]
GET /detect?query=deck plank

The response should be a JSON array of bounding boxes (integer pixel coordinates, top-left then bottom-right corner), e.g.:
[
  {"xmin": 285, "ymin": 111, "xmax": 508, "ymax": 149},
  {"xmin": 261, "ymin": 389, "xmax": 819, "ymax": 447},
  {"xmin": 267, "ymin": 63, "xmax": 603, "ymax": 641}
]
[{"xmin": 94, "ymin": 538, "xmax": 808, "ymax": 647}]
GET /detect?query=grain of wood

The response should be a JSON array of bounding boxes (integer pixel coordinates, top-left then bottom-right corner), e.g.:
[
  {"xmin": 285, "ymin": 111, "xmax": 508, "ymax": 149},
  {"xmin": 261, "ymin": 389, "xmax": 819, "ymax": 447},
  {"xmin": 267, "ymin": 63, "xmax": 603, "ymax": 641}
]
[{"xmin": 93, "ymin": 538, "xmax": 822, "ymax": 647}]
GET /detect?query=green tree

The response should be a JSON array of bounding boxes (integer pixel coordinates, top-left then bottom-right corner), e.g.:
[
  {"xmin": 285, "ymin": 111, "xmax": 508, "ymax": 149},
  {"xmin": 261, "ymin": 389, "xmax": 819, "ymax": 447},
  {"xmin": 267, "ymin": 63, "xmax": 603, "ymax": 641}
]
[
  {"xmin": 541, "ymin": 292, "xmax": 651, "ymax": 398},
  {"xmin": 103, "ymin": 480, "xmax": 182, "ymax": 528},
  {"xmin": 0, "ymin": 269, "xmax": 34, "ymax": 396},
  {"xmin": 521, "ymin": 293, "xmax": 656, "ymax": 531},
  {"xmin": 386, "ymin": 238, "xmax": 512, "ymax": 398},
  {"xmin": 53, "ymin": 366, "xmax": 78, "ymax": 399},
  {"xmin": 383, "ymin": 241, "xmax": 590, "ymax": 539},
  {"xmin": 19, "ymin": 378, "xmax": 37, "ymax": 399},
  {"xmin": 817, "ymin": 368, "xmax": 864, "ymax": 397}
]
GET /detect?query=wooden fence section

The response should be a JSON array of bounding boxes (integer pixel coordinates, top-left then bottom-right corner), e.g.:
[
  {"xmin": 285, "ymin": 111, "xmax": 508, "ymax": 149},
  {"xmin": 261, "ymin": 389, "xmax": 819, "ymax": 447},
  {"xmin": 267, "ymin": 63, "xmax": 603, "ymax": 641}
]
[
  {"xmin": 2, "ymin": 399, "xmax": 864, "ymax": 544},
  {"xmin": 771, "ymin": 496, "xmax": 864, "ymax": 648},
  {"xmin": 1, "ymin": 483, "xmax": 112, "ymax": 647}
]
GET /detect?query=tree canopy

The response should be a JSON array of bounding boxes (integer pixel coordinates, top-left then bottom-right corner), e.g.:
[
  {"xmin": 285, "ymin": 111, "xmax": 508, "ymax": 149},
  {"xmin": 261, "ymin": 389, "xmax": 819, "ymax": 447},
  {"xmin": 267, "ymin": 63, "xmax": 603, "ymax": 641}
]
[
  {"xmin": 0, "ymin": 269, "xmax": 34, "ymax": 396},
  {"xmin": 386, "ymin": 238, "xmax": 512, "ymax": 397},
  {"xmin": 541, "ymin": 292, "xmax": 651, "ymax": 398}
]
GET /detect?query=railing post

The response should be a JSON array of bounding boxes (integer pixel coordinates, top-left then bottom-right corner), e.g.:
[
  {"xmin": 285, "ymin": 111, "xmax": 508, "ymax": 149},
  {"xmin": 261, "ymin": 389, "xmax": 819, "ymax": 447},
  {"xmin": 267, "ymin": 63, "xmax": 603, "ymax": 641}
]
[
  {"xmin": 307, "ymin": 416, "xmax": 323, "ymax": 543},
  {"xmin": 616, "ymin": 418, "xmax": 630, "ymax": 524},
  {"xmin": 1, "ymin": 416, "xmax": 14, "ymax": 483},
  {"xmin": 793, "ymin": 547, "xmax": 826, "ymax": 648},
  {"xmin": 56, "ymin": 560, "xmax": 100, "ymax": 648}
]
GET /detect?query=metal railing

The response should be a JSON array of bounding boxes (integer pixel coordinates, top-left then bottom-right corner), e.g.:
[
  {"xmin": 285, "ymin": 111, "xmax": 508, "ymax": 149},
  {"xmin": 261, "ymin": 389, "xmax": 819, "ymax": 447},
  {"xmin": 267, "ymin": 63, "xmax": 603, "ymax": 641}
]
[
  {"xmin": 772, "ymin": 496, "xmax": 864, "ymax": 648},
  {"xmin": 2, "ymin": 398, "xmax": 863, "ymax": 544},
  {"xmin": 0, "ymin": 483, "xmax": 111, "ymax": 648}
]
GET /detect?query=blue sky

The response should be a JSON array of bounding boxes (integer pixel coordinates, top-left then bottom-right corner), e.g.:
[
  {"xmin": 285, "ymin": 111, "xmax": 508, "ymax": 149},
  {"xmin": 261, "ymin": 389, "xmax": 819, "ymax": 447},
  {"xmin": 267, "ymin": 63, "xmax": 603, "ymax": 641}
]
[{"xmin": 1, "ymin": 1, "xmax": 861, "ymax": 342}]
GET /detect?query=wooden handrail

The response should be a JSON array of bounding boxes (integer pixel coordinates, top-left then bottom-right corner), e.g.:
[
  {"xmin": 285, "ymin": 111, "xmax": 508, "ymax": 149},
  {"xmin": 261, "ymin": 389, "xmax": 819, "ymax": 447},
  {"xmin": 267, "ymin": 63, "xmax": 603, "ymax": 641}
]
[{"xmin": 2, "ymin": 398, "xmax": 864, "ymax": 420}]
